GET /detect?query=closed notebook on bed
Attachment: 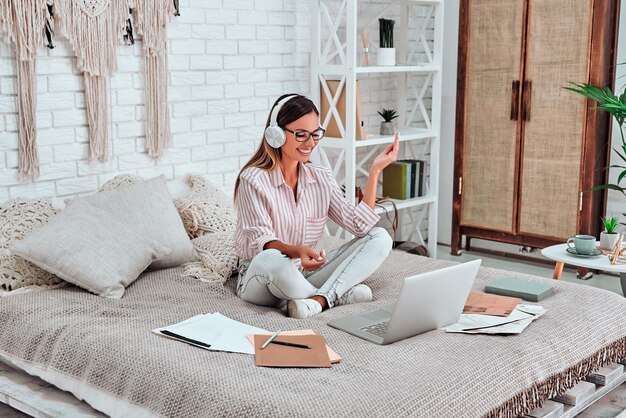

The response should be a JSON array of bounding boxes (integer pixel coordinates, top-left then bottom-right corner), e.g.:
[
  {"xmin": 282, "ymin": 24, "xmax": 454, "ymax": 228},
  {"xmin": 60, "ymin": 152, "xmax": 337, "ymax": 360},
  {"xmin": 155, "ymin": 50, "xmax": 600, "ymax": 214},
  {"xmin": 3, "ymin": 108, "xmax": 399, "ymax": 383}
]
[
  {"xmin": 253, "ymin": 334, "xmax": 331, "ymax": 368},
  {"xmin": 247, "ymin": 330, "xmax": 341, "ymax": 363},
  {"xmin": 484, "ymin": 277, "xmax": 555, "ymax": 302}
]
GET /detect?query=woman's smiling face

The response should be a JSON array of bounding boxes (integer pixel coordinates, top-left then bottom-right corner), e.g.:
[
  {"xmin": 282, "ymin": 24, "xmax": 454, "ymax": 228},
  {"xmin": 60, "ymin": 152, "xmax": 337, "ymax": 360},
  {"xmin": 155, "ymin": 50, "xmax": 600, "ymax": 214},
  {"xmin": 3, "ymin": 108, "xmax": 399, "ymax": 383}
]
[{"xmin": 280, "ymin": 111, "xmax": 321, "ymax": 163}]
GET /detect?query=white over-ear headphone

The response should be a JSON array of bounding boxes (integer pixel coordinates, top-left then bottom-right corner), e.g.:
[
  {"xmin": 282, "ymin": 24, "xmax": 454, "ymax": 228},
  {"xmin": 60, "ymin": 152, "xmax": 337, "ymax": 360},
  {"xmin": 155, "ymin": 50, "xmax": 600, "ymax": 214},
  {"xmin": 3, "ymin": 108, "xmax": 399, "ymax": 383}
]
[{"xmin": 265, "ymin": 94, "xmax": 299, "ymax": 148}]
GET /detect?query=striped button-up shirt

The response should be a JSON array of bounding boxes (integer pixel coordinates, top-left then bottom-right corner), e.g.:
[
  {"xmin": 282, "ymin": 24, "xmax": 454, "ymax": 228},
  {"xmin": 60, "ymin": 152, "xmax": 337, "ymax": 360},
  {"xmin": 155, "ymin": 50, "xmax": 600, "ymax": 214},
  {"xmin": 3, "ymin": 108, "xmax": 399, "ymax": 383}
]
[{"xmin": 234, "ymin": 162, "xmax": 380, "ymax": 265}]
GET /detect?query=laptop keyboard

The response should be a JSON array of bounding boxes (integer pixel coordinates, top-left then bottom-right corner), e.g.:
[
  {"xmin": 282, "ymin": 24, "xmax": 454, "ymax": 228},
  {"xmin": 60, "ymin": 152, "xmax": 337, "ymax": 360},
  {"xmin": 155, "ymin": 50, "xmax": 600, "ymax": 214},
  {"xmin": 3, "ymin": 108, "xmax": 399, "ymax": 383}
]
[{"xmin": 360, "ymin": 320, "xmax": 390, "ymax": 338}]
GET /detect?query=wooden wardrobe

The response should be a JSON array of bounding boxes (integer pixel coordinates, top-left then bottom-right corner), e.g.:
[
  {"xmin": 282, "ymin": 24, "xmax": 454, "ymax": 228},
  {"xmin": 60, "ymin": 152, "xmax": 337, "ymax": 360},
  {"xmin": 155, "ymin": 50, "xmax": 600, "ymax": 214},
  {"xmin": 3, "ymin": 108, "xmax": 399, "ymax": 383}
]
[{"xmin": 451, "ymin": 0, "xmax": 621, "ymax": 255}]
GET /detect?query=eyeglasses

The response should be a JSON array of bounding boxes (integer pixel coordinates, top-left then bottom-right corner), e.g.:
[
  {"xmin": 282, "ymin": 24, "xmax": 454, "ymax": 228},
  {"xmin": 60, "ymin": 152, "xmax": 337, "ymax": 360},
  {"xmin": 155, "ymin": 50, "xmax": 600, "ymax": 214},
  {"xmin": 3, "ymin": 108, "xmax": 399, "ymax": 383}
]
[{"xmin": 284, "ymin": 127, "xmax": 325, "ymax": 142}]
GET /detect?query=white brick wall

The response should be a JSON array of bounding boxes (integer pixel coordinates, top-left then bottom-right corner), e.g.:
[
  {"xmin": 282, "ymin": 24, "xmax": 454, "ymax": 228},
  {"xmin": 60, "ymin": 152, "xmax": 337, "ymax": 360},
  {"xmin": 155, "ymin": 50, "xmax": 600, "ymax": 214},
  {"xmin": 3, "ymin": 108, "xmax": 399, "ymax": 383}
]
[
  {"xmin": 0, "ymin": 0, "xmax": 312, "ymax": 201},
  {"xmin": 0, "ymin": 0, "xmax": 434, "ymax": 245}
]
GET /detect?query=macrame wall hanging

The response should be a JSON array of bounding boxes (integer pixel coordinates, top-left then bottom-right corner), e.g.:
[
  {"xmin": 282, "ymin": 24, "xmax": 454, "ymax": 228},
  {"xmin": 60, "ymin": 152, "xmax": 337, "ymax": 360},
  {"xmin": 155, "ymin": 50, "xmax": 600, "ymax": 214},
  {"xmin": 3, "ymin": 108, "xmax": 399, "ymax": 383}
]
[
  {"xmin": 0, "ymin": 0, "xmax": 54, "ymax": 180},
  {"xmin": 0, "ymin": 0, "xmax": 178, "ymax": 180},
  {"xmin": 132, "ymin": 0, "xmax": 176, "ymax": 158},
  {"xmin": 54, "ymin": 0, "xmax": 132, "ymax": 162}
]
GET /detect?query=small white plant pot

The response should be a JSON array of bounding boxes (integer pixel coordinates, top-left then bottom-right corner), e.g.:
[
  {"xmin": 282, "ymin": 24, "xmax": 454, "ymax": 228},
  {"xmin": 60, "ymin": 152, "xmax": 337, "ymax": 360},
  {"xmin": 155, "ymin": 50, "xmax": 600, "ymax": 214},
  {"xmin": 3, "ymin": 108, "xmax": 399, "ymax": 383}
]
[
  {"xmin": 377, "ymin": 47, "xmax": 396, "ymax": 66},
  {"xmin": 600, "ymin": 231, "xmax": 620, "ymax": 250},
  {"xmin": 380, "ymin": 121, "xmax": 395, "ymax": 135}
]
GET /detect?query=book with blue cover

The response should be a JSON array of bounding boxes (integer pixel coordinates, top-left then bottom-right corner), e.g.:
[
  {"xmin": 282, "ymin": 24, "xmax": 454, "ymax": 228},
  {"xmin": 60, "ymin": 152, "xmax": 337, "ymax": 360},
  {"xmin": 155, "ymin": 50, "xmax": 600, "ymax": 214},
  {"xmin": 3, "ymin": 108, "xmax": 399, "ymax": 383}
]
[{"xmin": 484, "ymin": 277, "xmax": 555, "ymax": 302}]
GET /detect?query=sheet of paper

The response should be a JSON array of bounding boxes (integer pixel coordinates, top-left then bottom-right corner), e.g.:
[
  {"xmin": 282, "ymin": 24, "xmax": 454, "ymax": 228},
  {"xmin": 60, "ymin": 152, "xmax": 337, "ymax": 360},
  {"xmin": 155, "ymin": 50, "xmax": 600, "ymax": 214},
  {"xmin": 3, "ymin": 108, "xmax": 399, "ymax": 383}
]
[
  {"xmin": 153, "ymin": 312, "xmax": 269, "ymax": 355},
  {"xmin": 516, "ymin": 304, "xmax": 546, "ymax": 316},
  {"xmin": 463, "ymin": 291, "xmax": 522, "ymax": 316},
  {"xmin": 210, "ymin": 314, "xmax": 269, "ymax": 355},
  {"xmin": 154, "ymin": 313, "xmax": 226, "ymax": 346},
  {"xmin": 445, "ymin": 308, "xmax": 533, "ymax": 333},
  {"xmin": 445, "ymin": 305, "xmax": 546, "ymax": 334}
]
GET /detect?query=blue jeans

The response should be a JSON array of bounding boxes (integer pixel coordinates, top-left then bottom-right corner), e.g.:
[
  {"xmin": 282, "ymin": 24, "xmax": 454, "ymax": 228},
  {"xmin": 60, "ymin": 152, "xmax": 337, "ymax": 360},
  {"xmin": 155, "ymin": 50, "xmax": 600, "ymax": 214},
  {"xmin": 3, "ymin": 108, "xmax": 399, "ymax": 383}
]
[{"xmin": 236, "ymin": 227, "xmax": 392, "ymax": 308}]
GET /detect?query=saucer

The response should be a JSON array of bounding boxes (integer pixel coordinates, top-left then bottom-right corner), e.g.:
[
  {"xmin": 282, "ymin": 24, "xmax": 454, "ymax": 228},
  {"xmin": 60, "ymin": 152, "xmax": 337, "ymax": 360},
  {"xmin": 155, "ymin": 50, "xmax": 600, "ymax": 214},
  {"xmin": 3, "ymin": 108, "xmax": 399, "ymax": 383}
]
[{"xmin": 565, "ymin": 247, "xmax": 602, "ymax": 258}]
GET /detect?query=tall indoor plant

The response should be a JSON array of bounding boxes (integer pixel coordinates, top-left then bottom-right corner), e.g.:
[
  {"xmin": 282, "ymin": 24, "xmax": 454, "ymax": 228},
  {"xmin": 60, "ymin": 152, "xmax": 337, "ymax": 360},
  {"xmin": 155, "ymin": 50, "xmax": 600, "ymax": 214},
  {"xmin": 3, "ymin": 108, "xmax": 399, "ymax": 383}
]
[{"xmin": 565, "ymin": 81, "xmax": 626, "ymax": 193}]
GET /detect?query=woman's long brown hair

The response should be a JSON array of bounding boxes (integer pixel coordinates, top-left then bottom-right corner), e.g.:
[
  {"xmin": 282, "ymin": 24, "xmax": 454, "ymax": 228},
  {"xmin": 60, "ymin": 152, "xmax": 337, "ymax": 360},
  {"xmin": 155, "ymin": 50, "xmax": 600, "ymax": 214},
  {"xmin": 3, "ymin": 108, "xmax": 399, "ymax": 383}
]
[{"xmin": 233, "ymin": 94, "xmax": 319, "ymax": 205}]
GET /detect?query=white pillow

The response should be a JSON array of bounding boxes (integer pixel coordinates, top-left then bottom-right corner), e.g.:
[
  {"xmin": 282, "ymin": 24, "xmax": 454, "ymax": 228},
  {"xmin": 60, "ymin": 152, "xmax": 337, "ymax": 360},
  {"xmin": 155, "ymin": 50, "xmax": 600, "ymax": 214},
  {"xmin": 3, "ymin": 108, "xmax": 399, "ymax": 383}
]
[
  {"xmin": 11, "ymin": 200, "xmax": 169, "ymax": 299},
  {"xmin": 74, "ymin": 176, "xmax": 197, "ymax": 270},
  {"xmin": 166, "ymin": 177, "xmax": 191, "ymax": 199},
  {"xmin": 48, "ymin": 176, "xmax": 192, "ymax": 210}
]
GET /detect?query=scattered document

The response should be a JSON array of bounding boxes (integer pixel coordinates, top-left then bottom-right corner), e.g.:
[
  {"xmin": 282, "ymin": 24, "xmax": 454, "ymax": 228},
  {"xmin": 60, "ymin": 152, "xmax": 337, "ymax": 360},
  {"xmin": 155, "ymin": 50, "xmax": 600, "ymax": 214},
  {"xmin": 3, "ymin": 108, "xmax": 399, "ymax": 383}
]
[
  {"xmin": 463, "ymin": 291, "xmax": 522, "ymax": 316},
  {"xmin": 444, "ymin": 304, "xmax": 546, "ymax": 335},
  {"xmin": 154, "ymin": 312, "xmax": 269, "ymax": 355}
]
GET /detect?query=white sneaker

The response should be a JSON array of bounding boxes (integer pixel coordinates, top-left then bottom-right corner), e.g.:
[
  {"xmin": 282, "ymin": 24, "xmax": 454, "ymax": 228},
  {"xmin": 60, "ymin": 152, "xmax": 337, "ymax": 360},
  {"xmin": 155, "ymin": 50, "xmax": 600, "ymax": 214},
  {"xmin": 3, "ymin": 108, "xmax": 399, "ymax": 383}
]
[
  {"xmin": 336, "ymin": 284, "xmax": 373, "ymax": 306},
  {"xmin": 287, "ymin": 299, "xmax": 323, "ymax": 319}
]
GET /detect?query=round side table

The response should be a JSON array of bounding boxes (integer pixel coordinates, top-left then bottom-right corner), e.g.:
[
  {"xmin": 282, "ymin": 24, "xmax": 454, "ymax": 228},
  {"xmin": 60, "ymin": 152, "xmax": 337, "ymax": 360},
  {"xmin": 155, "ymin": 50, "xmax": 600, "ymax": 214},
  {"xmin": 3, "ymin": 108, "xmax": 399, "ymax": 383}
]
[{"xmin": 541, "ymin": 243, "xmax": 626, "ymax": 296}]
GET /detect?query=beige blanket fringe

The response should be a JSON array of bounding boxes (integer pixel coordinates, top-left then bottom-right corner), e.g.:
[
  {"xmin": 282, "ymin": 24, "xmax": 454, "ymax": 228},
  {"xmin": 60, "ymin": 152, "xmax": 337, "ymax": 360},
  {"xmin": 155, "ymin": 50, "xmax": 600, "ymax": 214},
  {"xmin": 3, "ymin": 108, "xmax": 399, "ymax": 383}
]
[
  {"xmin": 133, "ymin": 0, "xmax": 174, "ymax": 158},
  {"xmin": 182, "ymin": 262, "xmax": 225, "ymax": 285},
  {"xmin": 54, "ymin": 0, "xmax": 130, "ymax": 162},
  {"xmin": 0, "ymin": 0, "xmax": 50, "ymax": 180},
  {"xmin": 484, "ymin": 335, "xmax": 626, "ymax": 418}
]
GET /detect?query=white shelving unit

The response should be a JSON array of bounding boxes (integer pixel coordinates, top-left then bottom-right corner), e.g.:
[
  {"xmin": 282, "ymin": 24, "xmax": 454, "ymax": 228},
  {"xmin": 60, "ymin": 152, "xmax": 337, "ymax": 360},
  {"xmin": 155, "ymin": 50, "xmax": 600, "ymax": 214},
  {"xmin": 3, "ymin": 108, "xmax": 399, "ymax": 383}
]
[{"xmin": 311, "ymin": 0, "xmax": 443, "ymax": 257}]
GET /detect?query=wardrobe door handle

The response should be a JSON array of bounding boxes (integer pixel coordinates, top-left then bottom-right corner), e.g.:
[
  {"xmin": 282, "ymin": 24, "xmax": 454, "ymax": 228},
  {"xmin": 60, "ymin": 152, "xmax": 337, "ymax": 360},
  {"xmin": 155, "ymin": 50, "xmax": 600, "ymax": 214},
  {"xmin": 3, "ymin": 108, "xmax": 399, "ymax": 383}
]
[
  {"xmin": 522, "ymin": 80, "xmax": 532, "ymax": 121},
  {"xmin": 510, "ymin": 80, "xmax": 520, "ymax": 120}
]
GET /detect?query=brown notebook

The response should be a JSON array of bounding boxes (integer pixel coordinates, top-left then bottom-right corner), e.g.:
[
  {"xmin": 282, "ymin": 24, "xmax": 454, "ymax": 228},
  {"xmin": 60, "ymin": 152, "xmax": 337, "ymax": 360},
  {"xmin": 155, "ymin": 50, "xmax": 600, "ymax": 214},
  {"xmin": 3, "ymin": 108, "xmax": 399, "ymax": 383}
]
[
  {"xmin": 253, "ymin": 334, "xmax": 332, "ymax": 368},
  {"xmin": 247, "ymin": 330, "xmax": 341, "ymax": 364}
]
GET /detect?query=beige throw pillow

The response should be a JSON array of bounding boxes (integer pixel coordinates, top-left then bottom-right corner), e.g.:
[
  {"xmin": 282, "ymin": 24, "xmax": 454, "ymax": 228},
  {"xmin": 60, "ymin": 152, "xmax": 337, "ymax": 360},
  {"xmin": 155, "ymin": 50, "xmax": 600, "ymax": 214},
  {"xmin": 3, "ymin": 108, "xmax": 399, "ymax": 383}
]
[
  {"xmin": 175, "ymin": 175, "xmax": 236, "ymax": 239},
  {"xmin": 0, "ymin": 198, "xmax": 64, "ymax": 291},
  {"xmin": 11, "ymin": 200, "xmax": 170, "ymax": 299},
  {"xmin": 76, "ymin": 176, "xmax": 197, "ymax": 270},
  {"xmin": 99, "ymin": 174, "xmax": 143, "ymax": 191},
  {"xmin": 183, "ymin": 231, "xmax": 238, "ymax": 284}
]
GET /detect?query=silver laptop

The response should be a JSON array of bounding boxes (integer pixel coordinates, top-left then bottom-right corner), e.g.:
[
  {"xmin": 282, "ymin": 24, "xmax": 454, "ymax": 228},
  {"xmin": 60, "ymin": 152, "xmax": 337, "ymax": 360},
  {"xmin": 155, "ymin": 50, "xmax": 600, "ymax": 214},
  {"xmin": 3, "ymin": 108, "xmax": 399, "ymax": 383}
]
[{"xmin": 327, "ymin": 259, "xmax": 481, "ymax": 345}]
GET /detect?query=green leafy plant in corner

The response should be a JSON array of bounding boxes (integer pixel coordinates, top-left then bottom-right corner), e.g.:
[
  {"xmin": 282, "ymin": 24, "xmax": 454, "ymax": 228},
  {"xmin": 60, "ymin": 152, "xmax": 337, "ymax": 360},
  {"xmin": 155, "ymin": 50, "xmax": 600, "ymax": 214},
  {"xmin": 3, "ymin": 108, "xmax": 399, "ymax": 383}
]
[
  {"xmin": 602, "ymin": 216, "xmax": 619, "ymax": 234},
  {"xmin": 378, "ymin": 108, "xmax": 399, "ymax": 123},
  {"xmin": 564, "ymin": 81, "xmax": 626, "ymax": 194}
]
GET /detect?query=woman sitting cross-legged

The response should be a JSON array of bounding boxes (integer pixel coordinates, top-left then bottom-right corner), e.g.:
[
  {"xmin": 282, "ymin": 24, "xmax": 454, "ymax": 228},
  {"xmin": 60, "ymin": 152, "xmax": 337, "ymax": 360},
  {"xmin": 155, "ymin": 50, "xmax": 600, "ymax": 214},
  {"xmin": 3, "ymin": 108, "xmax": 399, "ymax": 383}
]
[{"xmin": 233, "ymin": 94, "xmax": 398, "ymax": 319}]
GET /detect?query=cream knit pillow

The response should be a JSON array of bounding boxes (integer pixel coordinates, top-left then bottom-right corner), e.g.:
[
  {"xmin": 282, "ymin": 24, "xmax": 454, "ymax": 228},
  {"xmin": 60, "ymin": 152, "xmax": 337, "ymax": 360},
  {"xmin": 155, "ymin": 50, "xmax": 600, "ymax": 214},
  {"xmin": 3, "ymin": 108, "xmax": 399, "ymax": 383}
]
[
  {"xmin": 0, "ymin": 198, "xmax": 64, "ymax": 292},
  {"xmin": 11, "ymin": 200, "xmax": 170, "ymax": 299},
  {"xmin": 183, "ymin": 231, "xmax": 238, "ymax": 284},
  {"xmin": 99, "ymin": 174, "xmax": 143, "ymax": 191},
  {"xmin": 174, "ymin": 175, "xmax": 236, "ymax": 239}
]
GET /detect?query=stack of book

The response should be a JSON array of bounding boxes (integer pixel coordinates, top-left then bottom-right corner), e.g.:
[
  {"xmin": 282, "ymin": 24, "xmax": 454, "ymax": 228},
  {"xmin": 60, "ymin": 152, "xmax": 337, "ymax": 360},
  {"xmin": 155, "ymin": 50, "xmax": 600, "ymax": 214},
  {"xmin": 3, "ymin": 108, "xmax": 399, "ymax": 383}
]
[{"xmin": 382, "ymin": 159, "xmax": 427, "ymax": 200}]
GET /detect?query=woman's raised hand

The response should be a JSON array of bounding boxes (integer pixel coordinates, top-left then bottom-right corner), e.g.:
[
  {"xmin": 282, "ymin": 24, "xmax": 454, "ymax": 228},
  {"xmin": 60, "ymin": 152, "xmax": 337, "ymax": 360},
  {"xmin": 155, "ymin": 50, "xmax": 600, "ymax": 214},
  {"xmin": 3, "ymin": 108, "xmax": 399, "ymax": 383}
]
[{"xmin": 371, "ymin": 132, "xmax": 400, "ymax": 172}]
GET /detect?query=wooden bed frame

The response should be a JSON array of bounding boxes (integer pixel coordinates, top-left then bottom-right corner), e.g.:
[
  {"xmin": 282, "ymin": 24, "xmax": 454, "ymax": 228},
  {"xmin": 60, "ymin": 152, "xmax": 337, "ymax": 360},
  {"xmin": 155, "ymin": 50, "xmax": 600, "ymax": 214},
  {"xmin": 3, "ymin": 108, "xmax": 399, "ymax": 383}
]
[{"xmin": 1, "ymin": 358, "xmax": 624, "ymax": 418}]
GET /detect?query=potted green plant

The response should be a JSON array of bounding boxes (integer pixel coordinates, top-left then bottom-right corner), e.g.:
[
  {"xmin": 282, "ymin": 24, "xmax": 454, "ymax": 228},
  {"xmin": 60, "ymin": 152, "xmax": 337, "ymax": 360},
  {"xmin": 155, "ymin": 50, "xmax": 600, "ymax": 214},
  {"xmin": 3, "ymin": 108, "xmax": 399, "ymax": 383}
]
[
  {"xmin": 600, "ymin": 216, "xmax": 620, "ymax": 250},
  {"xmin": 565, "ymin": 81, "xmax": 626, "ymax": 193},
  {"xmin": 377, "ymin": 18, "xmax": 395, "ymax": 66},
  {"xmin": 566, "ymin": 79, "xmax": 626, "ymax": 247},
  {"xmin": 378, "ymin": 108, "xmax": 399, "ymax": 135}
]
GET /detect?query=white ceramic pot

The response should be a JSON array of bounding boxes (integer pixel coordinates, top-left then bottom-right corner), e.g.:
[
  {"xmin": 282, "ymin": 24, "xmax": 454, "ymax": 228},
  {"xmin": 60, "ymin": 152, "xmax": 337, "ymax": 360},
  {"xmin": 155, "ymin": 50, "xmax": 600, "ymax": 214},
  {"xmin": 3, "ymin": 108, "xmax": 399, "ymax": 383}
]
[
  {"xmin": 377, "ymin": 47, "xmax": 396, "ymax": 66},
  {"xmin": 600, "ymin": 231, "xmax": 620, "ymax": 250},
  {"xmin": 380, "ymin": 121, "xmax": 395, "ymax": 135}
]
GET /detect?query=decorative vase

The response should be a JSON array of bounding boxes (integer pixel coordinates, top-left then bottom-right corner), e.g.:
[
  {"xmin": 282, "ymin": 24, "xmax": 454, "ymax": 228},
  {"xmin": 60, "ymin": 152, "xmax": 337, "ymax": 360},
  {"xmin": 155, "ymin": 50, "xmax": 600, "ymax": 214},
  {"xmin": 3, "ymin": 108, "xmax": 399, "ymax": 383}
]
[
  {"xmin": 377, "ymin": 47, "xmax": 396, "ymax": 66},
  {"xmin": 600, "ymin": 231, "xmax": 620, "ymax": 250},
  {"xmin": 380, "ymin": 121, "xmax": 395, "ymax": 135}
]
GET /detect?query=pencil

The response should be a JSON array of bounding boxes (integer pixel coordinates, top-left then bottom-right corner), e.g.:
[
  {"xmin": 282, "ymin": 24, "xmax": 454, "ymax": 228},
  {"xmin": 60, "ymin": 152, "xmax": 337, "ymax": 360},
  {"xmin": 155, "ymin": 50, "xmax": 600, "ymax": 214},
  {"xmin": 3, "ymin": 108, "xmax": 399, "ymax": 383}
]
[
  {"xmin": 260, "ymin": 330, "xmax": 280, "ymax": 349},
  {"xmin": 270, "ymin": 340, "xmax": 311, "ymax": 349}
]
